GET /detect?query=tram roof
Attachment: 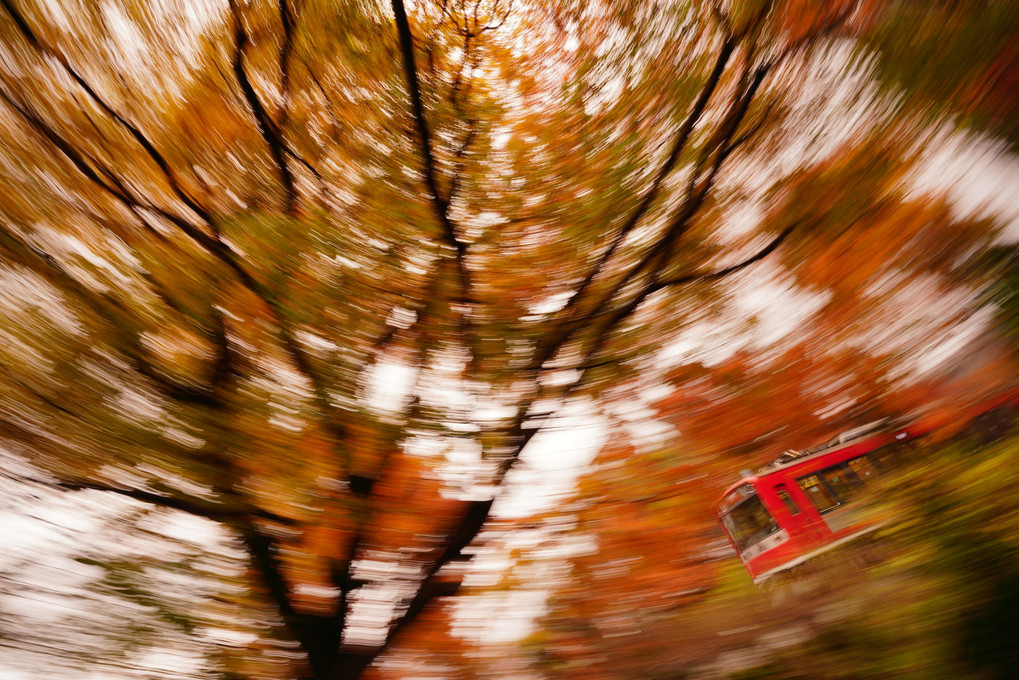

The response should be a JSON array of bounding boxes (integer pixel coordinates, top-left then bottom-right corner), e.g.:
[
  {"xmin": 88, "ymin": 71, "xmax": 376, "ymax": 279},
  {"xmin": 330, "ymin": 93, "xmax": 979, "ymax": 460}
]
[{"xmin": 716, "ymin": 418, "xmax": 915, "ymax": 504}]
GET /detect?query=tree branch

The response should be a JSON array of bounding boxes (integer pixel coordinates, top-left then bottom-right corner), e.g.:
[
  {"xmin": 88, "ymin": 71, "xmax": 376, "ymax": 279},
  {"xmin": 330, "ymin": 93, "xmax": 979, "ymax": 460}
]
[
  {"xmin": 228, "ymin": 0, "xmax": 298, "ymax": 215},
  {"xmin": 0, "ymin": 87, "xmax": 128, "ymax": 204},
  {"xmin": 2, "ymin": 56, "xmax": 349, "ymax": 679},
  {"xmin": 554, "ymin": 64, "xmax": 774, "ymax": 370},
  {"xmin": 345, "ymin": 40, "xmax": 779, "ymax": 664},
  {"xmin": 391, "ymin": 0, "xmax": 479, "ymax": 388},
  {"xmin": 0, "ymin": 223, "xmax": 222, "ymax": 407},
  {"xmin": 488, "ymin": 48, "xmax": 779, "ymax": 552},
  {"xmin": 444, "ymin": 25, "xmax": 481, "ymax": 205},
  {"xmin": 329, "ymin": 498, "xmax": 493, "ymax": 680},
  {"xmin": 317, "ymin": 230, "xmax": 792, "ymax": 679},
  {"xmin": 682, "ymin": 57, "xmax": 768, "ymax": 200},
  {"xmin": 0, "ymin": 12, "xmax": 353, "ymax": 674},
  {"xmin": 447, "ymin": 122, "xmax": 476, "ymax": 204},
  {"xmin": 3, "ymin": 472, "xmax": 299, "ymax": 526},
  {"xmin": 277, "ymin": 0, "xmax": 296, "ymax": 131},
  {"xmin": 654, "ymin": 222, "xmax": 796, "ymax": 289},
  {"xmin": 0, "ymin": 0, "xmax": 213, "ymax": 226},
  {"xmin": 539, "ymin": 232, "xmax": 796, "ymax": 437},
  {"xmin": 202, "ymin": 300, "xmax": 338, "ymax": 680},
  {"xmin": 301, "ymin": 55, "xmax": 345, "ymax": 143},
  {"xmin": 391, "ymin": 0, "xmax": 470, "ymax": 280}
]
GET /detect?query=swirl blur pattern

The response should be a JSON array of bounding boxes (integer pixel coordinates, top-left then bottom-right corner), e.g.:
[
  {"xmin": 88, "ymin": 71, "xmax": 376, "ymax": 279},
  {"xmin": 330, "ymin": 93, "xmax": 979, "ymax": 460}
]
[{"xmin": 0, "ymin": 1, "xmax": 1018, "ymax": 678}]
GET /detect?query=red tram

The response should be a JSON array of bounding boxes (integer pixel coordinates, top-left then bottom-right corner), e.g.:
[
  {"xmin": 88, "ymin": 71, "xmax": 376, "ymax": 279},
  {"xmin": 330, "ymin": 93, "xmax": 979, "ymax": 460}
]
[
  {"xmin": 714, "ymin": 330, "xmax": 1019, "ymax": 584},
  {"xmin": 715, "ymin": 390, "xmax": 1019, "ymax": 583},
  {"xmin": 713, "ymin": 419, "xmax": 926, "ymax": 584}
]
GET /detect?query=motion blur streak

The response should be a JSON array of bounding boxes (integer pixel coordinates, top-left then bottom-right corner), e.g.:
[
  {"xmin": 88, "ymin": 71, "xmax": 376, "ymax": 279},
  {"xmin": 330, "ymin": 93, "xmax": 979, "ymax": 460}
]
[{"xmin": 1, "ymin": 1, "xmax": 1018, "ymax": 679}]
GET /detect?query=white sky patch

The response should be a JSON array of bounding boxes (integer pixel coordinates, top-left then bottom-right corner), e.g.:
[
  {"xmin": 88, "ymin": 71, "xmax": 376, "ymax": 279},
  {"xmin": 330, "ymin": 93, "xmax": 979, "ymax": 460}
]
[
  {"xmin": 455, "ymin": 526, "xmax": 595, "ymax": 643},
  {"xmin": 656, "ymin": 268, "xmax": 830, "ymax": 371},
  {"xmin": 529, "ymin": 290, "xmax": 572, "ymax": 316},
  {"xmin": 493, "ymin": 399, "xmax": 608, "ymax": 518},
  {"xmin": 297, "ymin": 330, "xmax": 338, "ymax": 353},
  {"xmin": 492, "ymin": 130, "xmax": 512, "ymax": 150},
  {"xmin": 104, "ymin": 3, "xmax": 149, "ymax": 68},
  {"xmin": 364, "ymin": 361, "xmax": 416, "ymax": 413},
  {"xmin": 908, "ymin": 127, "xmax": 1019, "ymax": 241},
  {"xmin": 0, "ymin": 465, "xmax": 245, "ymax": 679},
  {"xmin": 112, "ymin": 385, "xmax": 166, "ymax": 424},
  {"xmin": 896, "ymin": 307, "xmax": 996, "ymax": 379},
  {"xmin": 457, "ymin": 588, "xmax": 550, "ymax": 642},
  {"xmin": 612, "ymin": 399, "xmax": 675, "ymax": 452},
  {"xmin": 0, "ymin": 671, "xmax": 33, "ymax": 680},
  {"xmin": 269, "ymin": 412, "xmax": 306, "ymax": 432},
  {"xmin": 729, "ymin": 271, "xmax": 830, "ymax": 348},
  {"xmin": 660, "ymin": 337, "xmax": 699, "ymax": 365},
  {"xmin": 0, "ymin": 265, "xmax": 84, "ymax": 336},
  {"xmin": 153, "ymin": 511, "xmax": 226, "ymax": 547},
  {"xmin": 133, "ymin": 648, "xmax": 206, "ymax": 676},
  {"xmin": 759, "ymin": 42, "xmax": 889, "ymax": 189}
]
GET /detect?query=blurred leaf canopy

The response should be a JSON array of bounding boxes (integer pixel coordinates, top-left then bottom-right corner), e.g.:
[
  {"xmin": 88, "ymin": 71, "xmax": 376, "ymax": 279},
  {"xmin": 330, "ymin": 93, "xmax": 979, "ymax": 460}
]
[{"xmin": 0, "ymin": 0, "xmax": 1016, "ymax": 679}]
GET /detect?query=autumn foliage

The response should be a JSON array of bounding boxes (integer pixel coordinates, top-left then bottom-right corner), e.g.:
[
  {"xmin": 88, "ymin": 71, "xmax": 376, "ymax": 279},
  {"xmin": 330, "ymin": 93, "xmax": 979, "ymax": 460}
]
[{"xmin": 0, "ymin": 1, "xmax": 1017, "ymax": 679}]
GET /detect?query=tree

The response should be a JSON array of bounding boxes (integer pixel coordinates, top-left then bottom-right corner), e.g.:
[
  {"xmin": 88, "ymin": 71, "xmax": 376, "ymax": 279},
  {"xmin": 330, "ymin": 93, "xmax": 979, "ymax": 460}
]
[{"xmin": 0, "ymin": 1, "xmax": 1007, "ymax": 679}]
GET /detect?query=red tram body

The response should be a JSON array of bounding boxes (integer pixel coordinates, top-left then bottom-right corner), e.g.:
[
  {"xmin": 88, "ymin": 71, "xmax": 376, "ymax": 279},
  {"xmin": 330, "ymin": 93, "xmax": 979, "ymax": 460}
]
[
  {"xmin": 714, "ymin": 331, "xmax": 1019, "ymax": 584},
  {"xmin": 715, "ymin": 390, "xmax": 1019, "ymax": 583},
  {"xmin": 714, "ymin": 419, "xmax": 930, "ymax": 584}
]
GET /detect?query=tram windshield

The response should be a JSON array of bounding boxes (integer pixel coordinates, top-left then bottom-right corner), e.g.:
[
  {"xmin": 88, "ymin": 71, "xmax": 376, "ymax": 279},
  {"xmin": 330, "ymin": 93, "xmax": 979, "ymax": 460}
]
[{"xmin": 719, "ymin": 489, "xmax": 780, "ymax": 553}]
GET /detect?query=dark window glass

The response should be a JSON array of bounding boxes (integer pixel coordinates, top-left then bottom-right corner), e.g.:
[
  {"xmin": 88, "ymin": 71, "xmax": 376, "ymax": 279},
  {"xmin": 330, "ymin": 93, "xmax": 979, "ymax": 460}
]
[
  {"xmin": 821, "ymin": 464, "xmax": 862, "ymax": 502},
  {"xmin": 848, "ymin": 456, "xmax": 878, "ymax": 482},
  {"xmin": 797, "ymin": 473, "xmax": 838, "ymax": 513},
  {"xmin": 721, "ymin": 493, "xmax": 780, "ymax": 552},
  {"xmin": 776, "ymin": 486, "xmax": 800, "ymax": 515},
  {"xmin": 871, "ymin": 443, "xmax": 898, "ymax": 470},
  {"xmin": 871, "ymin": 435, "xmax": 924, "ymax": 470},
  {"xmin": 718, "ymin": 484, "xmax": 756, "ymax": 514}
]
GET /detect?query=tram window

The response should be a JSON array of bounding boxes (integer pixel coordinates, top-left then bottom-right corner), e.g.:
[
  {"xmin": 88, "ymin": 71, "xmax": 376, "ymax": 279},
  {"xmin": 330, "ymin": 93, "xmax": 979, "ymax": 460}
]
[
  {"xmin": 821, "ymin": 464, "xmax": 861, "ymax": 502},
  {"xmin": 878, "ymin": 446, "xmax": 904, "ymax": 471},
  {"xmin": 797, "ymin": 473, "xmax": 838, "ymax": 513},
  {"xmin": 871, "ymin": 443, "xmax": 897, "ymax": 470},
  {"xmin": 776, "ymin": 486, "xmax": 800, "ymax": 515},
  {"xmin": 721, "ymin": 494, "xmax": 780, "ymax": 552},
  {"xmin": 871, "ymin": 436, "xmax": 923, "ymax": 470},
  {"xmin": 848, "ymin": 456, "xmax": 878, "ymax": 482}
]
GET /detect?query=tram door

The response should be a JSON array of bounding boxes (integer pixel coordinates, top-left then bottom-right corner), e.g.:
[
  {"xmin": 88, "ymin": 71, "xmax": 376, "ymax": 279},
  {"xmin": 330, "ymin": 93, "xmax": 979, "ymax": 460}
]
[
  {"xmin": 765, "ymin": 480, "xmax": 827, "ymax": 543},
  {"xmin": 795, "ymin": 461, "xmax": 873, "ymax": 535}
]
